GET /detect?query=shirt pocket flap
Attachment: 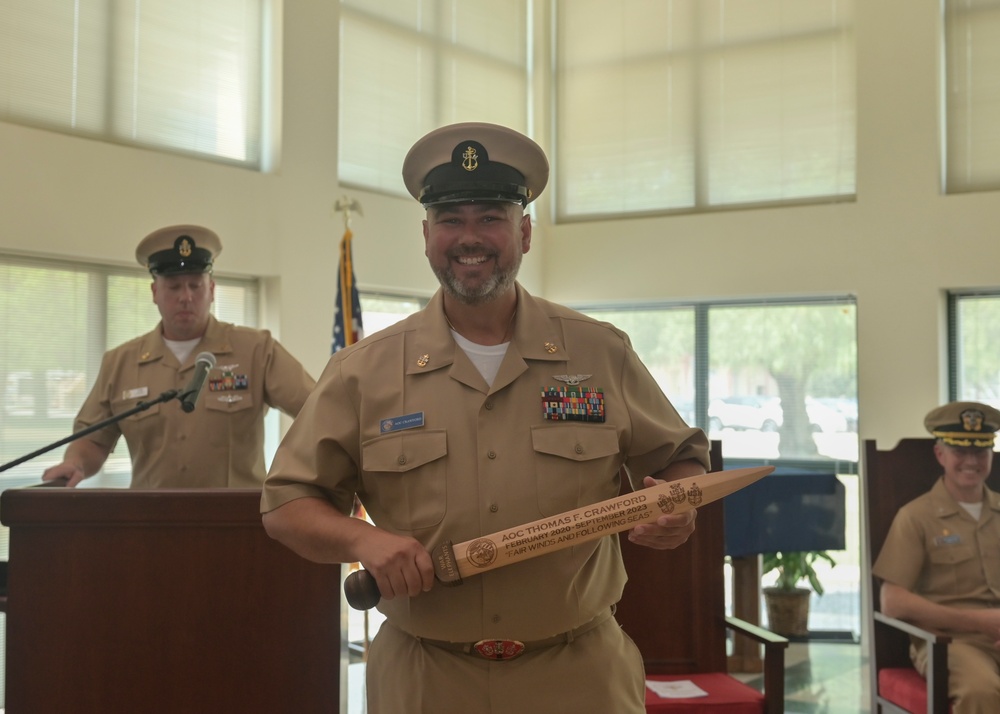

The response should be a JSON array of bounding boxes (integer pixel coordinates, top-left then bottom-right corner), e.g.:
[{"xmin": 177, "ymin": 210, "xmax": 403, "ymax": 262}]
[
  {"xmin": 363, "ymin": 429, "xmax": 448, "ymax": 473},
  {"xmin": 929, "ymin": 544, "xmax": 975, "ymax": 566},
  {"xmin": 530, "ymin": 424, "xmax": 620, "ymax": 462},
  {"xmin": 111, "ymin": 397, "xmax": 160, "ymax": 421}
]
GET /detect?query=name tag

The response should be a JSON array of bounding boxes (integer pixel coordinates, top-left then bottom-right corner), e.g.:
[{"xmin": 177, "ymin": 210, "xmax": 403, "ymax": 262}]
[
  {"xmin": 381, "ymin": 412, "xmax": 425, "ymax": 433},
  {"xmin": 123, "ymin": 387, "xmax": 149, "ymax": 400}
]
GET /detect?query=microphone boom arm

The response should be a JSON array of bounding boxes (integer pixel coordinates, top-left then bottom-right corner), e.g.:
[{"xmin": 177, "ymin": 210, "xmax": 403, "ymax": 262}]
[{"xmin": 0, "ymin": 389, "xmax": 181, "ymax": 474}]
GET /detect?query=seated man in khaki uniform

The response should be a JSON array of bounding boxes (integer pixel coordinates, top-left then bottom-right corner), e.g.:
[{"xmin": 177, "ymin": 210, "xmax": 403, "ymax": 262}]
[
  {"xmin": 42, "ymin": 224, "xmax": 316, "ymax": 489},
  {"xmin": 260, "ymin": 123, "xmax": 710, "ymax": 713},
  {"xmin": 874, "ymin": 401, "xmax": 1000, "ymax": 714}
]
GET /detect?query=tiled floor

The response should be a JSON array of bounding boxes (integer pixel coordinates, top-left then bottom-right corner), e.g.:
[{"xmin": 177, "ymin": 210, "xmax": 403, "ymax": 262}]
[{"xmin": 734, "ymin": 640, "xmax": 870, "ymax": 713}]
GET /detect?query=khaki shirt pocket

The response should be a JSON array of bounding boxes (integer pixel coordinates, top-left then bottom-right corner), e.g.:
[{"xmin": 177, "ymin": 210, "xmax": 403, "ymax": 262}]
[
  {"xmin": 531, "ymin": 424, "xmax": 621, "ymax": 515},
  {"xmin": 362, "ymin": 429, "xmax": 448, "ymax": 532},
  {"xmin": 203, "ymin": 392, "xmax": 257, "ymax": 447},
  {"xmin": 928, "ymin": 544, "xmax": 977, "ymax": 592},
  {"xmin": 111, "ymin": 398, "xmax": 161, "ymax": 420},
  {"xmin": 110, "ymin": 398, "xmax": 162, "ymax": 452}
]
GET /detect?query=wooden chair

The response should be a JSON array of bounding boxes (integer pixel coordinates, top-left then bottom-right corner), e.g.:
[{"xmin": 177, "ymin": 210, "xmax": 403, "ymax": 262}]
[
  {"xmin": 616, "ymin": 442, "xmax": 788, "ymax": 714},
  {"xmin": 863, "ymin": 438, "xmax": 1000, "ymax": 714}
]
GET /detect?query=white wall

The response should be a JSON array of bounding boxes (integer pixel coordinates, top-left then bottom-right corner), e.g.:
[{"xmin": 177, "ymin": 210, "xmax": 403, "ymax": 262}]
[{"xmin": 1, "ymin": 0, "xmax": 996, "ymax": 449}]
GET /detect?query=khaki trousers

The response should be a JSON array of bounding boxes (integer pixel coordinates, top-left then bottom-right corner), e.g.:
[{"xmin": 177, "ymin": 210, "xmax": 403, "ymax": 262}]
[
  {"xmin": 913, "ymin": 634, "xmax": 1000, "ymax": 714},
  {"xmin": 366, "ymin": 615, "xmax": 646, "ymax": 714}
]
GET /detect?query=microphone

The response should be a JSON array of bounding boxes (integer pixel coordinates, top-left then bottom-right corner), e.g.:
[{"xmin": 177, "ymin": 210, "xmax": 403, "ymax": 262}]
[{"xmin": 179, "ymin": 351, "xmax": 217, "ymax": 413}]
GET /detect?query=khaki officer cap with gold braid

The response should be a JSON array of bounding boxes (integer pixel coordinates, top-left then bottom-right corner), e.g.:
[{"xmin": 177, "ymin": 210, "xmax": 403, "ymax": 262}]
[
  {"xmin": 135, "ymin": 224, "xmax": 222, "ymax": 276},
  {"xmin": 135, "ymin": 226, "xmax": 222, "ymax": 275},
  {"xmin": 402, "ymin": 122, "xmax": 549, "ymax": 209},
  {"xmin": 924, "ymin": 401, "xmax": 1000, "ymax": 448}
]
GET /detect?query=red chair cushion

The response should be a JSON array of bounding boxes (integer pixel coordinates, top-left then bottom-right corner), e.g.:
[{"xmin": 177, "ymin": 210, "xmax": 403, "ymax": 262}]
[
  {"xmin": 879, "ymin": 667, "xmax": 953, "ymax": 714},
  {"xmin": 645, "ymin": 673, "xmax": 765, "ymax": 714}
]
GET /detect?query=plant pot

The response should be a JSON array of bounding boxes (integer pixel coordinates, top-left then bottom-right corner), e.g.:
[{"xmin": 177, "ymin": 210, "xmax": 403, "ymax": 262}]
[{"xmin": 763, "ymin": 586, "xmax": 811, "ymax": 637}]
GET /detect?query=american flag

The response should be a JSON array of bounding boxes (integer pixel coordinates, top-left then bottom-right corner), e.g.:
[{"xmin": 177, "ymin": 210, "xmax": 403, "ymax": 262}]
[
  {"xmin": 332, "ymin": 226, "xmax": 363, "ymax": 353},
  {"xmin": 332, "ymin": 226, "xmax": 367, "ymax": 523}
]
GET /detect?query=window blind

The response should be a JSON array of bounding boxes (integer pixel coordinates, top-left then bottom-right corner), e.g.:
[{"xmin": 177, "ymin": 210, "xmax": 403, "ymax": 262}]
[
  {"xmin": 555, "ymin": 0, "xmax": 856, "ymax": 219},
  {"xmin": 338, "ymin": 0, "xmax": 530, "ymax": 196},
  {"xmin": 0, "ymin": 0, "xmax": 266, "ymax": 167},
  {"xmin": 944, "ymin": 0, "xmax": 1000, "ymax": 192}
]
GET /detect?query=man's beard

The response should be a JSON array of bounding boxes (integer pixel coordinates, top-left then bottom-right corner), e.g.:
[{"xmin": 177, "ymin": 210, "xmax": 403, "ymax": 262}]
[{"xmin": 433, "ymin": 252, "xmax": 521, "ymax": 306}]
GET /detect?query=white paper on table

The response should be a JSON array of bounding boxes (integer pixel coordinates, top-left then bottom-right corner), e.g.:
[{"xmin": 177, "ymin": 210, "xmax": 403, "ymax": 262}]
[{"xmin": 645, "ymin": 679, "xmax": 710, "ymax": 699}]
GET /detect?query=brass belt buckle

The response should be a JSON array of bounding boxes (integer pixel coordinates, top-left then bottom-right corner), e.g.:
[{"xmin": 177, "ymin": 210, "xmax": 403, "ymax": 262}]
[{"xmin": 473, "ymin": 639, "xmax": 525, "ymax": 660}]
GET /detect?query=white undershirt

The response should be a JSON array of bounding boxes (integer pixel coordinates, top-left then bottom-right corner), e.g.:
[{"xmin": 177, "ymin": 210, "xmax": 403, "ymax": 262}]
[
  {"xmin": 163, "ymin": 337, "xmax": 201, "ymax": 366},
  {"xmin": 450, "ymin": 330, "xmax": 509, "ymax": 386},
  {"xmin": 959, "ymin": 501, "xmax": 983, "ymax": 521}
]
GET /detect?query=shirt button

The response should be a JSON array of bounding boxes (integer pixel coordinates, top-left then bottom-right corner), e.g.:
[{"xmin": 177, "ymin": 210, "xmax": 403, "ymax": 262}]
[
  {"xmin": 397, "ymin": 455, "xmax": 407, "ymax": 465},
  {"xmin": 488, "ymin": 450, "xmax": 497, "ymax": 459},
  {"xmin": 489, "ymin": 503, "xmax": 499, "ymax": 513},
  {"xmin": 485, "ymin": 400, "xmax": 494, "ymax": 410},
  {"xmin": 575, "ymin": 444, "xmax": 584, "ymax": 454},
  {"xmin": 492, "ymin": 614, "xmax": 501, "ymax": 624}
]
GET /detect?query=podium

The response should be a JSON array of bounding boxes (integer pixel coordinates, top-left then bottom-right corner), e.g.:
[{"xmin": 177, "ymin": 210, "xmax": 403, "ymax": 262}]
[{"xmin": 0, "ymin": 487, "xmax": 343, "ymax": 713}]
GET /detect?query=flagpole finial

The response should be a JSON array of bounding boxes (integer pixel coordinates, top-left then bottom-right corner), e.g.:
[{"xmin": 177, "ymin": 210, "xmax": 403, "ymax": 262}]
[{"xmin": 334, "ymin": 196, "xmax": 363, "ymax": 230}]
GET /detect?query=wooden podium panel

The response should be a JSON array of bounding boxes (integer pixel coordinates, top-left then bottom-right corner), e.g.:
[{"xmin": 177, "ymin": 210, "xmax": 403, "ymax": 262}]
[
  {"xmin": 615, "ymin": 444, "xmax": 727, "ymax": 673},
  {"xmin": 618, "ymin": 499, "xmax": 728, "ymax": 673},
  {"xmin": 0, "ymin": 488, "xmax": 343, "ymax": 713}
]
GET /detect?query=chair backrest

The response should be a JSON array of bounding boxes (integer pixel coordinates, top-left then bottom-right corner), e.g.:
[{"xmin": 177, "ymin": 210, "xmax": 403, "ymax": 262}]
[
  {"xmin": 616, "ymin": 441, "xmax": 726, "ymax": 673},
  {"xmin": 864, "ymin": 438, "xmax": 1000, "ymax": 670}
]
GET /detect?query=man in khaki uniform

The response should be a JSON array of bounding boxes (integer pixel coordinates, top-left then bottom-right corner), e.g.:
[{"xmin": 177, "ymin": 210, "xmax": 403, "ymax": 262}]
[
  {"xmin": 42, "ymin": 225, "xmax": 315, "ymax": 489},
  {"xmin": 261, "ymin": 123, "xmax": 710, "ymax": 713},
  {"xmin": 874, "ymin": 401, "xmax": 1000, "ymax": 714}
]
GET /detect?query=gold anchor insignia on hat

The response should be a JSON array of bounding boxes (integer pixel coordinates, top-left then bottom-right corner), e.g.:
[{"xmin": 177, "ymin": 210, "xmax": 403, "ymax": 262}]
[
  {"xmin": 178, "ymin": 238, "xmax": 193, "ymax": 257},
  {"xmin": 417, "ymin": 354, "xmax": 430, "ymax": 367},
  {"xmin": 544, "ymin": 342, "xmax": 558, "ymax": 353},
  {"xmin": 462, "ymin": 146, "xmax": 479, "ymax": 172},
  {"xmin": 553, "ymin": 374, "xmax": 592, "ymax": 386},
  {"xmin": 961, "ymin": 409, "xmax": 985, "ymax": 432}
]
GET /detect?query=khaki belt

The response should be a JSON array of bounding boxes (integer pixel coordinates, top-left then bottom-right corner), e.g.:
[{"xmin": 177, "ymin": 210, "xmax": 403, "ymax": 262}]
[{"xmin": 412, "ymin": 606, "xmax": 615, "ymax": 661}]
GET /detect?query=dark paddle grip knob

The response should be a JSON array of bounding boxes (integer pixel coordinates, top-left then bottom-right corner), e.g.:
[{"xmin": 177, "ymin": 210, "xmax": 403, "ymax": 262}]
[{"xmin": 344, "ymin": 569, "xmax": 381, "ymax": 610}]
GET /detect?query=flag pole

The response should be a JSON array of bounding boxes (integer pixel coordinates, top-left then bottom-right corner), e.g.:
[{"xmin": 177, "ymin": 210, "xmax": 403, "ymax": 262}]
[
  {"xmin": 332, "ymin": 195, "xmax": 371, "ymax": 657},
  {"xmin": 334, "ymin": 195, "xmax": 363, "ymax": 230}
]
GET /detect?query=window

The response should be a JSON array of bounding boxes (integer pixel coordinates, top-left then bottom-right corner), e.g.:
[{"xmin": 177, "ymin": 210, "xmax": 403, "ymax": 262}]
[
  {"xmin": 338, "ymin": 0, "xmax": 531, "ymax": 195},
  {"xmin": 359, "ymin": 292, "xmax": 428, "ymax": 335},
  {"xmin": 555, "ymin": 0, "xmax": 856, "ymax": 219},
  {"xmin": 580, "ymin": 297, "xmax": 862, "ymax": 638},
  {"xmin": 579, "ymin": 298, "xmax": 859, "ymax": 468},
  {"xmin": 0, "ymin": 0, "xmax": 268, "ymax": 167},
  {"xmin": 944, "ymin": 0, "xmax": 1000, "ymax": 193},
  {"xmin": 949, "ymin": 290, "xmax": 1000, "ymax": 405}
]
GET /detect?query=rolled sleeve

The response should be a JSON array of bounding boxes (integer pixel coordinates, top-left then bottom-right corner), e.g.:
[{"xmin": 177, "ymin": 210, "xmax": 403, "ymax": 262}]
[{"xmin": 262, "ymin": 358, "xmax": 357, "ymax": 516}]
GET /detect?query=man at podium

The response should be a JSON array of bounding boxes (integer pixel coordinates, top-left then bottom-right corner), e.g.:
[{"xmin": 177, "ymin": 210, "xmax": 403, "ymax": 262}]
[{"xmin": 41, "ymin": 224, "xmax": 316, "ymax": 489}]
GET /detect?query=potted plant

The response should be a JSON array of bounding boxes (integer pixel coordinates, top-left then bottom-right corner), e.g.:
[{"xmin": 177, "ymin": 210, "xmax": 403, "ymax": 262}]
[{"xmin": 761, "ymin": 550, "xmax": 837, "ymax": 637}]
